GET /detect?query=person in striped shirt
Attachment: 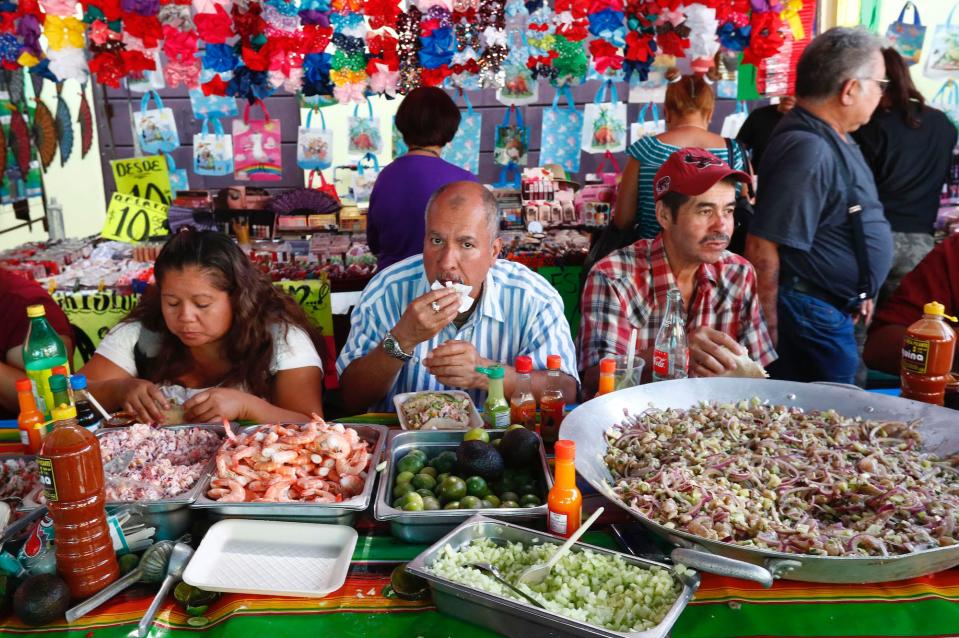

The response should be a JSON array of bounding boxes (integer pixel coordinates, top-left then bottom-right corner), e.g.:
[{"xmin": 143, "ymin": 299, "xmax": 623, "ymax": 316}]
[
  {"xmin": 336, "ymin": 181, "xmax": 579, "ymax": 413},
  {"xmin": 579, "ymin": 148, "xmax": 776, "ymax": 396}
]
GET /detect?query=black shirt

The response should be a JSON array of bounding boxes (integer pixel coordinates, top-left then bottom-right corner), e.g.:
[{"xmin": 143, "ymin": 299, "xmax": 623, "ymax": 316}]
[
  {"xmin": 736, "ymin": 104, "xmax": 785, "ymax": 174},
  {"xmin": 852, "ymin": 104, "xmax": 957, "ymax": 234},
  {"xmin": 752, "ymin": 106, "xmax": 893, "ymax": 300}
]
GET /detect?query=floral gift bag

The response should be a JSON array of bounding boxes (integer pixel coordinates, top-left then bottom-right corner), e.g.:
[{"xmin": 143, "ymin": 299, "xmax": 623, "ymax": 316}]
[
  {"xmin": 232, "ymin": 100, "xmax": 282, "ymax": 181},
  {"xmin": 494, "ymin": 106, "xmax": 529, "ymax": 167},
  {"xmin": 298, "ymin": 108, "xmax": 334, "ymax": 171},
  {"xmin": 165, "ymin": 153, "xmax": 190, "ymax": 197},
  {"xmin": 190, "ymin": 70, "xmax": 239, "ymax": 119},
  {"xmin": 350, "ymin": 153, "xmax": 380, "ymax": 207},
  {"xmin": 925, "ymin": 2, "xmax": 959, "ymax": 79},
  {"xmin": 347, "ymin": 98, "xmax": 382, "ymax": 157},
  {"xmin": 581, "ymin": 81, "xmax": 627, "ymax": 154},
  {"xmin": 932, "ymin": 79, "xmax": 959, "ymax": 130},
  {"xmin": 886, "ymin": 2, "xmax": 926, "ymax": 66},
  {"xmin": 540, "ymin": 87, "xmax": 584, "ymax": 174},
  {"xmin": 133, "ymin": 91, "xmax": 180, "ymax": 154},
  {"xmin": 193, "ymin": 118, "xmax": 234, "ymax": 176},
  {"xmin": 441, "ymin": 92, "xmax": 483, "ymax": 175},
  {"xmin": 630, "ymin": 103, "xmax": 666, "ymax": 145}
]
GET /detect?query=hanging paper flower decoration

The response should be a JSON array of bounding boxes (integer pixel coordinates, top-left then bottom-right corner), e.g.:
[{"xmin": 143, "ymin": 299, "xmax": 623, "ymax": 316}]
[
  {"xmin": 741, "ymin": 9, "xmax": 783, "ymax": 65},
  {"xmin": 194, "ymin": 4, "xmax": 234, "ymax": 42},
  {"xmin": 302, "ymin": 51, "xmax": 334, "ymax": 95},
  {"xmin": 588, "ymin": 8, "xmax": 625, "ymax": 47},
  {"xmin": 201, "ymin": 42, "xmax": 238, "ymax": 71}
]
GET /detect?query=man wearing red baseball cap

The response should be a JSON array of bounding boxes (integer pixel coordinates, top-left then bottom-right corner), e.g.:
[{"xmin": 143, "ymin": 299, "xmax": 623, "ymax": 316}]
[{"xmin": 578, "ymin": 147, "xmax": 777, "ymax": 395}]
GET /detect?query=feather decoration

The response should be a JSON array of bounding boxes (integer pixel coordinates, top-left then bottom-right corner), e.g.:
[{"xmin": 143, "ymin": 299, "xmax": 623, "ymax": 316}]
[
  {"xmin": 78, "ymin": 86, "xmax": 93, "ymax": 159},
  {"xmin": 55, "ymin": 85, "xmax": 72, "ymax": 166},
  {"xmin": 8, "ymin": 106, "xmax": 30, "ymax": 176},
  {"xmin": 32, "ymin": 97, "xmax": 57, "ymax": 171}
]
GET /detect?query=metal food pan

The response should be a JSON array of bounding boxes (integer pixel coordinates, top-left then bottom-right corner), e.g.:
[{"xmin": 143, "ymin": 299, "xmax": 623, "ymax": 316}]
[
  {"xmin": 190, "ymin": 423, "xmax": 388, "ymax": 526},
  {"xmin": 373, "ymin": 429, "xmax": 553, "ymax": 543},
  {"xmin": 0, "ymin": 454, "xmax": 43, "ymax": 511},
  {"xmin": 406, "ymin": 515, "xmax": 700, "ymax": 638},
  {"xmin": 97, "ymin": 424, "xmax": 225, "ymax": 540}
]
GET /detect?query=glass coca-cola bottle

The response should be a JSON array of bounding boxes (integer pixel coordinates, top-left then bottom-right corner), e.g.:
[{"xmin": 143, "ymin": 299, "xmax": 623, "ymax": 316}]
[{"xmin": 652, "ymin": 288, "xmax": 688, "ymax": 381}]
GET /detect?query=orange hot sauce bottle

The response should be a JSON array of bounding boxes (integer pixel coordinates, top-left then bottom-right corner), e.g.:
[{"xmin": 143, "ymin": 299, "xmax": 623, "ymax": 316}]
[
  {"xmin": 596, "ymin": 357, "xmax": 616, "ymax": 396},
  {"xmin": 547, "ymin": 439, "xmax": 582, "ymax": 538}
]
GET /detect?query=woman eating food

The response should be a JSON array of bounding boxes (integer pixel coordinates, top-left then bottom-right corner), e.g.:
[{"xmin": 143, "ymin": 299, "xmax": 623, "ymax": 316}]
[{"xmin": 82, "ymin": 230, "xmax": 324, "ymax": 424}]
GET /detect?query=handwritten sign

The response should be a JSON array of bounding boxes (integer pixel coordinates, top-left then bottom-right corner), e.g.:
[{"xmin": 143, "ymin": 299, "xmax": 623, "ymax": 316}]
[
  {"xmin": 101, "ymin": 193, "xmax": 169, "ymax": 243},
  {"xmin": 111, "ymin": 155, "xmax": 173, "ymax": 205}
]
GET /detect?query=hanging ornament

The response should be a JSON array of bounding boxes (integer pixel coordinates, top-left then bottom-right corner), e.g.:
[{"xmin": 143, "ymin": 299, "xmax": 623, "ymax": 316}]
[
  {"xmin": 77, "ymin": 84, "xmax": 93, "ymax": 158},
  {"xmin": 54, "ymin": 83, "xmax": 72, "ymax": 165},
  {"xmin": 8, "ymin": 105, "xmax": 29, "ymax": 175},
  {"xmin": 32, "ymin": 96, "xmax": 58, "ymax": 170}
]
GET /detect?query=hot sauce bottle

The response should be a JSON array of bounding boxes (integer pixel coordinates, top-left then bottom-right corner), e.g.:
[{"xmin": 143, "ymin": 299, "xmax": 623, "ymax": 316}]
[
  {"xmin": 510, "ymin": 356, "xmax": 537, "ymax": 430},
  {"xmin": 539, "ymin": 355, "xmax": 566, "ymax": 446},
  {"xmin": 547, "ymin": 440, "xmax": 582, "ymax": 538},
  {"xmin": 901, "ymin": 302, "xmax": 957, "ymax": 406}
]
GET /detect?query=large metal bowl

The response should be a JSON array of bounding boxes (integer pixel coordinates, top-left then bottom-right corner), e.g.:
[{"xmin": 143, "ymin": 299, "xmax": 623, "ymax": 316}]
[{"xmin": 559, "ymin": 378, "xmax": 959, "ymax": 584}]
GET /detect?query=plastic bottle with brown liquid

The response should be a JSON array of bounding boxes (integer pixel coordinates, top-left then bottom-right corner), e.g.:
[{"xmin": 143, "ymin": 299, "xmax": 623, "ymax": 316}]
[
  {"xmin": 37, "ymin": 405, "xmax": 120, "ymax": 599},
  {"xmin": 900, "ymin": 302, "xmax": 958, "ymax": 406}
]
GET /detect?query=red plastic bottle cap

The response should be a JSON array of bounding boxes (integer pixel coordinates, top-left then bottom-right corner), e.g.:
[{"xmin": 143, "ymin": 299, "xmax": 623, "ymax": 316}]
[
  {"xmin": 15, "ymin": 378, "xmax": 32, "ymax": 392},
  {"xmin": 599, "ymin": 358, "xmax": 616, "ymax": 374},
  {"xmin": 547, "ymin": 354, "xmax": 562, "ymax": 370},
  {"xmin": 52, "ymin": 366, "xmax": 68, "ymax": 376},
  {"xmin": 554, "ymin": 440, "xmax": 575, "ymax": 460},
  {"xmin": 515, "ymin": 355, "xmax": 533, "ymax": 374}
]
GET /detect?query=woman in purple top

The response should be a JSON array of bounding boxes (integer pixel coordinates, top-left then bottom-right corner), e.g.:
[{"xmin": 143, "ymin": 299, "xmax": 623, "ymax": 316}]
[{"xmin": 368, "ymin": 87, "xmax": 478, "ymax": 271}]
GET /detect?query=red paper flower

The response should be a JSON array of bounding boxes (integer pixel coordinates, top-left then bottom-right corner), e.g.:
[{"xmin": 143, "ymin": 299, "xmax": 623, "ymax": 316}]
[
  {"xmin": 17, "ymin": 0, "xmax": 42, "ymax": 17},
  {"xmin": 162, "ymin": 24, "xmax": 198, "ymax": 61},
  {"xmin": 301, "ymin": 24, "xmax": 332, "ymax": 53},
  {"xmin": 0, "ymin": 12, "xmax": 17, "ymax": 33},
  {"xmin": 194, "ymin": 5, "xmax": 233, "ymax": 43},
  {"xmin": 656, "ymin": 29, "xmax": 689, "ymax": 57},
  {"xmin": 556, "ymin": 21, "xmax": 589, "ymax": 41},
  {"xmin": 89, "ymin": 51, "xmax": 124, "ymax": 87},
  {"xmin": 121, "ymin": 49, "xmax": 155, "ymax": 74},
  {"xmin": 589, "ymin": 39, "xmax": 623, "ymax": 73},
  {"xmin": 232, "ymin": 2, "xmax": 266, "ymax": 43},
  {"xmin": 201, "ymin": 73, "xmax": 229, "ymax": 95},
  {"xmin": 625, "ymin": 30, "xmax": 654, "ymax": 61},
  {"xmin": 124, "ymin": 14, "xmax": 163, "ymax": 48},
  {"xmin": 742, "ymin": 10, "xmax": 784, "ymax": 65},
  {"xmin": 241, "ymin": 44, "xmax": 270, "ymax": 71},
  {"xmin": 365, "ymin": 0, "xmax": 400, "ymax": 30},
  {"xmin": 419, "ymin": 65, "xmax": 450, "ymax": 86}
]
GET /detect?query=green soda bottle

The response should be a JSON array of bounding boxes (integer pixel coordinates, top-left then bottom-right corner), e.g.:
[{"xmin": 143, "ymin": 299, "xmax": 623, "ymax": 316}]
[
  {"xmin": 475, "ymin": 365, "xmax": 510, "ymax": 428},
  {"xmin": 23, "ymin": 304, "xmax": 69, "ymax": 418}
]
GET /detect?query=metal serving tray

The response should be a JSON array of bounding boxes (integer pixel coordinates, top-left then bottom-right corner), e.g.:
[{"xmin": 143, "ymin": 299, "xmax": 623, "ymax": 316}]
[
  {"xmin": 97, "ymin": 424, "xmax": 224, "ymax": 539},
  {"xmin": 374, "ymin": 429, "xmax": 553, "ymax": 543},
  {"xmin": 190, "ymin": 423, "xmax": 388, "ymax": 526},
  {"xmin": 406, "ymin": 515, "xmax": 700, "ymax": 638}
]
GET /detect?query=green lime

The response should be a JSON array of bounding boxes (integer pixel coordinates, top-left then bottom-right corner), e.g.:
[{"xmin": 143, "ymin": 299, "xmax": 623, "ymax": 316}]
[
  {"xmin": 465, "ymin": 476, "xmax": 489, "ymax": 498},
  {"xmin": 460, "ymin": 495, "xmax": 482, "ymax": 509},
  {"xmin": 484, "ymin": 494, "xmax": 501, "ymax": 508},
  {"xmin": 520, "ymin": 494, "xmax": 541, "ymax": 507},
  {"xmin": 401, "ymin": 492, "xmax": 424, "ymax": 511},
  {"xmin": 501, "ymin": 500, "xmax": 519, "ymax": 508},
  {"xmin": 416, "ymin": 488, "xmax": 435, "ymax": 498},
  {"xmin": 518, "ymin": 481, "xmax": 539, "ymax": 496},
  {"xmin": 419, "ymin": 466, "xmax": 438, "ymax": 478},
  {"xmin": 412, "ymin": 474, "xmax": 437, "ymax": 491},
  {"xmin": 186, "ymin": 605, "xmax": 209, "ymax": 617},
  {"xmin": 187, "ymin": 616, "xmax": 210, "ymax": 628},
  {"xmin": 407, "ymin": 449, "xmax": 428, "ymax": 460},
  {"xmin": 439, "ymin": 476, "xmax": 467, "ymax": 502},
  {"xmin": 395, "ymin": 471, "xmax": 416, "ymax": 485},
  {"xmin": 422, "ymin": 496, "xmax": 441, "ymax": 510},
  {"xmin": 393, "ymin": 496, "xmax": 406, "ymax": 508},
  {"xmin": 507, "ymin": 424, "xmax": 527, "ymax": 431},
  {"xmin": 443, "ymin": 501, "xmax": 460, "ymax": 510},
  {"xmin": 463, "ymin": 427, "xmax": 490, "ymax": 443},
  {"xmin": 430, "ymin": 450, "xmax": 457, "ymax": 474},
  {"xmin": 393, "ymin": 482, "xmax": 415, "ymax": 499},
  {"xmin": 492, "ymin": 438, "xmax": 501, "ymax": 448},
  {"xmin": 436, "ymin": 472, "xmax": 450, "ymax": 486},
  {"xmin": 118, "ymin": 553, "xmax": 140, "ymax": 575},
  {"xmin": 499, "ymin": 491, "xmax": 519, "ymax": 504},
  {"xmin": 174, "ymin": 582, "xmax": 196, "ymax": 605},
  {"xmin": 397, "ymin": 454, "xmax": 426, "ymax": 475}
]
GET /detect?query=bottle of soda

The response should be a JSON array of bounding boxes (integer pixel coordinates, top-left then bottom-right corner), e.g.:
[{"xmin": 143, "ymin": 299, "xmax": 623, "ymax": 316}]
[
  {"xmin": 48, "ymin": 374, "xmax": 72, "ymax": 416},
  {"xmin": 539, "ymin": 355, "xmax": 566, "ymax": 446},
  {"xmin": 652, "ymin": 288, "xmax": 688, "ymax": 381},
  {"xmin": 70, "ymin": 375, "xmax": 102, "ymax": 432},
  {"xmin": 509, "ymin": 356, "xmax": 537, "ymax": 430},
  {"xmin": 16, "ymin": 379, "xmax": 45, "ymax": 453},
  {"xmin": 22, "ymin": 304, "xmax": 69, "ymax": 418}
]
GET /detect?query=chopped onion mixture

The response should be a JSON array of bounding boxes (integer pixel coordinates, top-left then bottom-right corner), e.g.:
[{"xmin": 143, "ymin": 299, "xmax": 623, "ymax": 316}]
[
  {"xmin": 605, "ymin": 400, "xmax": 959, "ymax": 557},
  {"xmin": 428, "ymin": 538, "xmax": 685, "ymax": 632}
]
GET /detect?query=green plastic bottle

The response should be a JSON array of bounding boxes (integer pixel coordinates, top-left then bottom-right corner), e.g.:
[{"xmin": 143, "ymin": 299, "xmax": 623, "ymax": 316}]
[
  {"xmin": 475, "ymin": 365, "xmax": 510, "ymax": 428},
  {"xmin": 23, "ymin": 304, "xmax": 69, "ymax": 418}
]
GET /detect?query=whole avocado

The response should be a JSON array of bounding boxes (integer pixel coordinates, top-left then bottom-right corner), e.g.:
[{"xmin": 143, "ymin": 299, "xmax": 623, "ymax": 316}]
[
  {"xmin": 13, "ymin": 574, "xmax": 70, "ymax": 627},
  {"xmin": 499, "ymin": 427, "xmax": 541, "ymax": 468},
  {"xmin": 456, "ymin": 440, "xmax": 505, "ymax": 481}
]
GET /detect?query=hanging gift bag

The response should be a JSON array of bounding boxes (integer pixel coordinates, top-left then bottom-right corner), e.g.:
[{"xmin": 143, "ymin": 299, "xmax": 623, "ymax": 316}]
[
  {"xmin": 297, "ymin": 108, "xmax": 334, "ymax": 171},
  {"xmin": 721, "ymin": 101, "xmax": 749, "ymax": 139},
  {"xmin": 886, "ymin": 2, "xmax": 926, "ymax": 66},
  {"xmin": 442, "ymin": 92, "xmax": 483, "ymax": 174},
  {"xmin": 232, "ymin": 100, "xmax": 283, "ymax": 181},
  {"xmin": 165, "ymin": 153, "xmax": 190, "ymax": 197},
  {"xmin": 133, "ymin": 91, "xmax": 180, "ymax": 154},
  {"xmin": 350, "ymin": 153, "xmax": 380, "ymax": 207},
  {"xmin": 193, "ymin": 118, "xmax": 234, "ymax": 176},
  {"xmin": 190, "ymin": 70, "xmax": 239, "ymax": 119},
  {"xmin": 925, "ymin": 2, "xmax": 959, "ymax": 79},
  {"xmin": 629, "ymin": 103, "xmax": 665, "ymax": 145},
  {"xmin": 347, "ymin": 98, "xmax": 382, "ymax": 157},
  {"xmin": 581, "ymin": 81, "xmax": 628, "ymax": 154},
  {"xmin": 932, "ymin": 80, "xmax": 959, "ymax": 130},
  {"xmin": 308, "ymin": 169, "xmax": 341, "ymax": 203},
  {"xmin": 392, "ymin": 117, "xmax": 408, "ymax": 159},
  {"xmin": 494, "ymin": 106, "xmax": 529, "ymax": 167},
  {"xmin": 540, "ymin": 87, "xmax": 584, "ymax": 174}
]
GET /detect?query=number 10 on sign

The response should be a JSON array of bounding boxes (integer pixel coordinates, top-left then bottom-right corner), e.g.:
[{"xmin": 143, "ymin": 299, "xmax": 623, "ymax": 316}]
[{"xmin": 101, "ymin": 193, "xmax": 169, "ymax": 243}]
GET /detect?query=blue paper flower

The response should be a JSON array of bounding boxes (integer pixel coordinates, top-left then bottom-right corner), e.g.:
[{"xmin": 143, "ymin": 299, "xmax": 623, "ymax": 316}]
[
  {"xmin": 227, "ymin": 66, "xmax": 274, "ymax": 103},
  {"xmin": 202, "ymin": 43, "xmax": 238, "ymax": 72},
  {"xmin": 718, "ymin": 22, "xmax": 751, "ymax": 52},
  {"xmin": 588, "ymin": 9, "xmax": 626, "ymax": 48},
  {"xmin": 302, "ymin": 52, "xmax": 334, "ymax": 96},
  {"xmin": 419, "ymin": 27, "xmax": 455, "ymax": 69},
  {"xmin": 0, "ymin": 33, "xmax": 21, "ymax": 63}
]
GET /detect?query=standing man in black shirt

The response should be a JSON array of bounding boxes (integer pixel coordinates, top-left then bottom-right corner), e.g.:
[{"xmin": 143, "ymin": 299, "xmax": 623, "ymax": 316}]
[
  {"xmin": 736, "ymin": 96, "xmax": 795, "ymax": 174},
  {"xmin": 853, "ymin": 48, "xmax": 958, "ymax": 303},
  {"xmin": 745, "ymin": 27, "xmax": 893, "ymax": 384}
]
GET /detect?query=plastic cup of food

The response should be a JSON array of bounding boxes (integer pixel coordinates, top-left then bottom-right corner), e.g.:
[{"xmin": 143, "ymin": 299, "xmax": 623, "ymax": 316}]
[{"xmin": 614, "ymin": 355, "xmax": 644, "ymax": 390}]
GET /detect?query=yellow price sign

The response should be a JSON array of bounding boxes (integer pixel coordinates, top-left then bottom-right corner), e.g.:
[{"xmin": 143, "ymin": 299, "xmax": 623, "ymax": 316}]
[
  {"xmin": 111, "ymin": 155, "xmax": 173, "ymax": 205},
  {"xmin": 101, "ymin": 193, "xmax": 169, "ymax": 243}
]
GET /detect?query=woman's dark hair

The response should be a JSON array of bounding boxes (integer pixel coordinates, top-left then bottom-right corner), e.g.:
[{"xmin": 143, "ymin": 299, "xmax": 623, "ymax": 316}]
[
  {"xmin": 395, "ymin": 87, "xmax": 462, "ymax": 147},
  {"xmin": 881, "ymin": 47, "xmax": 925, "ymax": 128},
  {"xmin": 125, "ymin": 230, "xmax": 324, "ymax": 398}
]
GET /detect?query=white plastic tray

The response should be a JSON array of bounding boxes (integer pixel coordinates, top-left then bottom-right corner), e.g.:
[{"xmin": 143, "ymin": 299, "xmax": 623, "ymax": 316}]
[
  {"xmin": 182, "ymin": 519, "xmax": 357, "ymax": 597},
  {"xmin": 394, "ymin": 390, "xmax": 484, "ymax": 430}
]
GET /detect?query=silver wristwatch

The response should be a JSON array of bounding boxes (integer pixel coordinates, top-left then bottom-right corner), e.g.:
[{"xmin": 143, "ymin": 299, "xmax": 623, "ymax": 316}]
[{"xmin": 383, "ymin": 332, "xmax": 413, "ymax": 362}]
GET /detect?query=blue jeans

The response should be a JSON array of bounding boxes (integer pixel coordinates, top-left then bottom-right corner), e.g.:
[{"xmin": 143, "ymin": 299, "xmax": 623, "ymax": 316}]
[{"xmin": 767, "ymin": 286, "xmax": 859, "ymax": 384}]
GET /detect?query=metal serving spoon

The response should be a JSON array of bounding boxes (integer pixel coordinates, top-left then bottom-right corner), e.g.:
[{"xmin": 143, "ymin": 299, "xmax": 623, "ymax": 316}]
[
  {"xmin": 517, "ymin": 507, "xmax": 604, "ymax": 586},
  {"xmin": 465, "ymin": 562, "xmax": 546, "ymax": 609},
  {"xmin": 137, "ymin": 542, "xmax": 194, "ymax": 637}
]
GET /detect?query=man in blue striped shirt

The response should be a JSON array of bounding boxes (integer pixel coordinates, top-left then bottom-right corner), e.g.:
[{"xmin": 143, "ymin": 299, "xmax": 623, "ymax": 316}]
[{"xmin": 336, "ymin": 181, "xmax": 579, "ymax": 413}]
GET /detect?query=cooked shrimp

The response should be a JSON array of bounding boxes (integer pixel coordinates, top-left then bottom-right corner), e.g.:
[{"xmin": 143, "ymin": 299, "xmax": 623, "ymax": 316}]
[
  {"xmin": 218, "ymin": 479, "xmax": 246, "ymax": 502},
  {"xmin": 336, "ymin": 449, "xmax": 371, "ymax": 476},
  {"xmin": 264, "ymin": 480, "xmax": 293, "ymax": 501},
  {"xmin": 281, "ymin": 422, "xmax": 319, "ymax": 446},
  {"xmin": 314, "ymin": 432, "xmax": 351, "ymax": 459},
  {"xmin": 340, "ymin": 474, "xmax": 364, "ymax": 496}
]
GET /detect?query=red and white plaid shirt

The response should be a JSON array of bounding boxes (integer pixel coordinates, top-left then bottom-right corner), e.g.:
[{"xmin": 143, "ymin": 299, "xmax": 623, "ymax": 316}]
[{"xmin": 578, "ymin": 236, "xmax": 777, "ymax": 371}]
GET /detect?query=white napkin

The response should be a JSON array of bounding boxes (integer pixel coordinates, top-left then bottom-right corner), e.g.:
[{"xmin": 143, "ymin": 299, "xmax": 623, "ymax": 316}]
[{"xmin": 431, "ymin": 280, "xmax": 474, "ymax": 313}]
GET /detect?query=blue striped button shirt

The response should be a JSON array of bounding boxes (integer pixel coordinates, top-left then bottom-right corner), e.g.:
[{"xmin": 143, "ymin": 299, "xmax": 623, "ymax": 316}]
[{"xmin": 336, "ymin": 254, "xmax": 580, "ymax": 412}]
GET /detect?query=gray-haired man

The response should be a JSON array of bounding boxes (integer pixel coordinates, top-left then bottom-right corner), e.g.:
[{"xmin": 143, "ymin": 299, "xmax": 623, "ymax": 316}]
[{"xmin": 745, "ymin": 27, "xmax": 893, "ymax": 384}]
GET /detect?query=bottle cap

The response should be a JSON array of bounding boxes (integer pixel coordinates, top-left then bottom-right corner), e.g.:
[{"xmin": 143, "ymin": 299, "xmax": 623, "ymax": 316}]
[
  {"xmin": 515, "ymin": 356, "xmax": 532, "ymax": 374},
  {"xmin": 15, "ymin": 378, "xmax": 32, "ymax": 393},
  {"xmin": 49, "ymin": 374, "xmax": 68, "ymax": 393},
  {"xmin": 70, "ymin": 374, "xmax": 87, "ymax": 390},
  {"xmin": 924, "ymin": 301, "xmax": 958, "ymax": 322},
  {"xmin": 26, "ymin": 304, "xmax": 46, "ymax": 318},
  {"xmin": 51, "ymin": 404, "xmax": 77, "ymax": 421},
  {"xmin": 475, "ymin": 365, "xmax": 505, "ymax": 379},
  {"xmin": 546, "ymin": 354, "xmax": 562, "ymax": 370},
  {"xmin": 554, "ymin": 439, "xmax": 576, "ymax": 460},
  {"xmin": 599, "ymin": 358, "xmax": 616, "ymax": 374},
  {"xmin": 52, "ymin": 366, "xmax": 68, "ymax": 377}
]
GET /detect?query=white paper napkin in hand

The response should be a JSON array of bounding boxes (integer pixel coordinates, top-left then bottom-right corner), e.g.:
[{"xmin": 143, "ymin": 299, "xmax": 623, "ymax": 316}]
[{"xmin": 431, "ymin": 280, "xmax": 474, "ymax": 313}]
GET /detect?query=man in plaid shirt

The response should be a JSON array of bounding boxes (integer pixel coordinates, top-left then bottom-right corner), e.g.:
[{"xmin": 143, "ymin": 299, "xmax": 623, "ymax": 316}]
[{"xmin": 579, "ymin": 147, "xmax": 776, "ymax": 395}]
